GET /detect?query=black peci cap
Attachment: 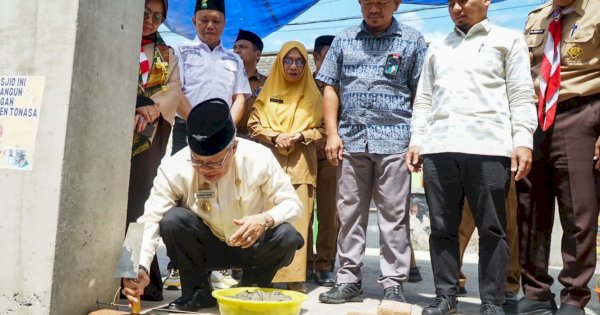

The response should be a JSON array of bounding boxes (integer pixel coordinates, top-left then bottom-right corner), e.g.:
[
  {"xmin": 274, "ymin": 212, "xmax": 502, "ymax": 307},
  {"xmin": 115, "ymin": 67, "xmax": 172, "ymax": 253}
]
[
  {"xmin": 186, "ymin": 98, "xmax": 235, "ymax": 156},
  {"xmin": 195, "ymin": 0, "xmax": 225, "ymax": 15},
  {"xmin": 314, "ymin": 35, "xmax": 334, "ymax": 53},
  {"xmin": 235, "ymin": 29, "xmax": 264, "ymax": 51}
]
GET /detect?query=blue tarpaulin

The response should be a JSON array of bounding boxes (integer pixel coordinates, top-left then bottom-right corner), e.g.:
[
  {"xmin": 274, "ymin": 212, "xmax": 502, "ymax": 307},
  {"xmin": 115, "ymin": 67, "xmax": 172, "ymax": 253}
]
[{"xmin": 164, "ymin": 0, "xmax": 506, "ymax": 47}]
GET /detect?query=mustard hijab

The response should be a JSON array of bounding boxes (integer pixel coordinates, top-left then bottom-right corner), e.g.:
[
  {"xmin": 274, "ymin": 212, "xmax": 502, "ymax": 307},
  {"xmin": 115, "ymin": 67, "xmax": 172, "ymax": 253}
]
[{"xmin": 254, "ymin": 41, "xmax": 323, "ymax": 137}]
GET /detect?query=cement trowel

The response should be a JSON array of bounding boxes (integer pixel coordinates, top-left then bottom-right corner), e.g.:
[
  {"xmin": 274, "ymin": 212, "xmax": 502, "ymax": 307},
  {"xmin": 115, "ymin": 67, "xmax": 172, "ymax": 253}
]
[{"xmin": 114, "ymin": 223, "xmax": 145, "ymax": 314}]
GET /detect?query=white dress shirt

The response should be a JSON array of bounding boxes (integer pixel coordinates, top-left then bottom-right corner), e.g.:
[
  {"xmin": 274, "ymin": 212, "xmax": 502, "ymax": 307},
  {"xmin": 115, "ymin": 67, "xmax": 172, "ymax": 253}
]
[
  {"xmin": 137, "ymin": 139, "xmax": 302, "ymax": 271},
  {"xmin": 175, "ymin": 40, "xmax": 251, "ymax": 108},
  {"xmin": 410, "ymin": 19, "xmax": 537, "ymax": 157}
]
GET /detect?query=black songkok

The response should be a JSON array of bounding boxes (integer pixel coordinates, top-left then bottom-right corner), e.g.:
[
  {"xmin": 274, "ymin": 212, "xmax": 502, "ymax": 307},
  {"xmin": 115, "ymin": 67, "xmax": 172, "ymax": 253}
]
[
  {"xmin": 195, "ymin": 0, "xmax": 225, "ymax": 15},
  {"xmin": 187, "ymin": 98, "xmax": 235, "ymax": 156},
  {"xmin": 235, "ymin": 29, "xmax": 264, "ymax": 51},
  {"xmin": 314, "ymin": 35, "xmax": 335, "ymax": 53}
]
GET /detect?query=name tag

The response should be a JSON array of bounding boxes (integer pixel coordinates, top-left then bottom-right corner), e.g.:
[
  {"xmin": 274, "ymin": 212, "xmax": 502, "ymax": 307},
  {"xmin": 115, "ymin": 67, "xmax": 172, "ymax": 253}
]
[
  {"xmin": 529, "ymin": 29, "xmax": 545, "ymax": 35},
  {"xmin": 270, "ymin": 97, "xmax": 283, "ymax": 104},
  {"xmin": 384, "ymin": 53, "xmax": 401, "ymax": 78},
  {"xmin": 195, "ymin": 190, "xmax": 215, "ymax": 199}
]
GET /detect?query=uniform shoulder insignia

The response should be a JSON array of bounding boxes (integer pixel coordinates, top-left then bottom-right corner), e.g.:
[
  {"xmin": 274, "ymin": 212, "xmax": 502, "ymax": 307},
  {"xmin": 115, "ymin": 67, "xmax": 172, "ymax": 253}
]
[{"xmin": 528, "ymin": 2, "xmax": 552, "ymax": 15}]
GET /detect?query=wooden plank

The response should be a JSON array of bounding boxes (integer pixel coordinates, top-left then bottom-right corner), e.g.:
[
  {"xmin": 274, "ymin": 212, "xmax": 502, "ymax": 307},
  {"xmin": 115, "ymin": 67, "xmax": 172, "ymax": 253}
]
[{"xmin": 377, "ymin": 300, "xmax": 412, "ymax": 315}]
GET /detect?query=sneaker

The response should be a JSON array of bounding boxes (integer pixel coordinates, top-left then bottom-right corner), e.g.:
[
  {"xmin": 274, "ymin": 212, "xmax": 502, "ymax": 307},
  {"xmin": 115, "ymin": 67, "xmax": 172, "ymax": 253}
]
[
  {"xmin": 383, "ymin": 284, "xmax": 406, "ymax": 303},
  {"xmin": 481, "ymin": 303, "xmax": 505, "ymax": 315},
  {"xmin": 408, "ymin": 266, "xmax": 423, "ymax": 283},
  {"xmin": 457, "ymin": 286, "xmax": 467, "ymax": 297},
  {"xmin": 513, "ymin": 296, "xmax": 557, "ymax": 315},
  {"xmin": 319, "ymin": 282, "xmax": 363, "ymax": 304},
  {"xmin": 163, "ymin": 268, "xmax": 181, "ymax": 290},
  {"xmin": 557, "ymin": 304, "xmax": 584, "ymax": 315},
  {"xmin": 422, "ymin": 295, "xmax": 458, "ymax": 315},
  {"xmin": 210, "ymin": 270, "xmax": 238, "ymax": 289}
]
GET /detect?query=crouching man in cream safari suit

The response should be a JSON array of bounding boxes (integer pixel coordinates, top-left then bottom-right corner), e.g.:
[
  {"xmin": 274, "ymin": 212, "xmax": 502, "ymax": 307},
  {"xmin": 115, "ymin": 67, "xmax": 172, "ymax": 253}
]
[{"xmin": 122, "ymin": 98, "xmax": 304, "ymax": 313}]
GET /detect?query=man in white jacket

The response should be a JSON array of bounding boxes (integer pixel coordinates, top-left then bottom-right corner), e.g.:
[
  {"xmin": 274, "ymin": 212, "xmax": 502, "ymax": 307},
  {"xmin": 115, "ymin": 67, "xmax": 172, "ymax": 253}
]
[
  {"xmin": 122, "ymin": 98, "xmax": 303, "ymax": 312},
  {"xmin": 406, "ymin": 0, "xmax": 537, "ymax": 314}
]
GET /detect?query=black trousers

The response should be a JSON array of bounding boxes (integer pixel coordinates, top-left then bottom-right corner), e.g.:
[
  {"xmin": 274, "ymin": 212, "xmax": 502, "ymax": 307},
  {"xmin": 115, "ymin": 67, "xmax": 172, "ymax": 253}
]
[
  {"xmin": 423, "ymin": 153, "xmax": 510, "ymax": 304},
  {"xmin": 160, "ymin": 207, "xmax": 304, "ymax": 298},
  {"xmin": 171, "ymin": 118, "xmax": 187, "ymax": 156}
]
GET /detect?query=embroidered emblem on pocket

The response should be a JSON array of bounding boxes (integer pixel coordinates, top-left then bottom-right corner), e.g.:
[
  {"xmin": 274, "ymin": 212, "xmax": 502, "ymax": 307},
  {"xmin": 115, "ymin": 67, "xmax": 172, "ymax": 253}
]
[{"xmin": 567, "ymin": 44, "xmax": 583, "ymax": 61}]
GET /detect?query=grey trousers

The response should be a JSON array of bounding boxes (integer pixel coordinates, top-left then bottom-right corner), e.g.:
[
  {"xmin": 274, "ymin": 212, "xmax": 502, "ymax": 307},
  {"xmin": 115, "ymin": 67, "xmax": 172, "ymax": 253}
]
[{"xmin": 335, "ymin": 152, "xmax": 412, "ymax": 289}]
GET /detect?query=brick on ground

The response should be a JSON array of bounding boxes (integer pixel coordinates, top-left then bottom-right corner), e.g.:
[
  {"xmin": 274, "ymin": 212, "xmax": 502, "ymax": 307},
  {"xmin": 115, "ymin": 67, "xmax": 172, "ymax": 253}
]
[{"xmin": 378, "ymin": 301, "xmax": 412, "ymax": 315}]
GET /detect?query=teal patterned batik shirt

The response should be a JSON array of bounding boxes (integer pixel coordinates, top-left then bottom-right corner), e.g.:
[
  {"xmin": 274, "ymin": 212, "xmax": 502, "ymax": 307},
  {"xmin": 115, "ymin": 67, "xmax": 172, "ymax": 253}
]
[{"xmin": 316, "ymin": 18, "xmax": 427, "ymax": 154}]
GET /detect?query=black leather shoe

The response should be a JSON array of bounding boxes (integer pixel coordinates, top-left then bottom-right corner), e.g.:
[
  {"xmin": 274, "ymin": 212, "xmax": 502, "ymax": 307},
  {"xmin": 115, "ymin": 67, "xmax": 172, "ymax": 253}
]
[
  {"xmin": 315, "ymin": 270, "xmax": 335, "ymax": 287},
  {"xmin": 457, "ymin": 286, "xmax": 467, "ymax": 297},
  {"xmin": 557, "ymin": 304, "xmax": 584, "ymax": 315},
  {"xmin": 319, "ymin": 282, "xmax": 363, "ymax": 304},
  {"xmin": 422, "ymin": 295, "xmax": 458, "ymax": 315},
  {"xmin": 168, "ymin": 288, "xmax": 216, "ymax": 312},
  {"xmin": 383, "ymin": 284, "xmax": 406, "ymax": 303},
  {"xmin": 408, "ymin": 266, "xmax": 423, "ymax": 283},
  {"xmin": 513, "ymin": 296, "xmax": 557, "ymax": 315},
  {"xmin": 481, "ymin": 303, "xmax": 505, "ymax": 315}
]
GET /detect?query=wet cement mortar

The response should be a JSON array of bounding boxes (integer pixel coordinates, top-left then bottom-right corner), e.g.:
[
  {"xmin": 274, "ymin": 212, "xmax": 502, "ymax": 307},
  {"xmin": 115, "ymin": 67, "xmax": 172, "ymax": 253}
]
[{"xmin": 228, "ymin": 290, "xmax": 292, "ymax": 302}]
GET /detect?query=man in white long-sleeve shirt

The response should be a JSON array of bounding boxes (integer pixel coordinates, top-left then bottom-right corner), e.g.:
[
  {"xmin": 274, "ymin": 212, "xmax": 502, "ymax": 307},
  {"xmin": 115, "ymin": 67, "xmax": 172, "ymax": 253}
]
[
  {"xmin": 406, "ymin": 1, "xmax": 537, "ymax": 315},
  {"xmin": 122, "ymin": 98, "xmax": 303, "ymax": 313}
]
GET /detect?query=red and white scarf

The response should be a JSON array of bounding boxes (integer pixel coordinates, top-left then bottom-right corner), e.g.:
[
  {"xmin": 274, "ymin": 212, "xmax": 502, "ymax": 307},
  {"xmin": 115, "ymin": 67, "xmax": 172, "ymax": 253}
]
[
  {"xmin": 538, "ymin": 7, "xmax": 573, "ymax": 131},
  {"xmin": 139, "ymin": 36, "xmax": 154, "ymax": 87}
]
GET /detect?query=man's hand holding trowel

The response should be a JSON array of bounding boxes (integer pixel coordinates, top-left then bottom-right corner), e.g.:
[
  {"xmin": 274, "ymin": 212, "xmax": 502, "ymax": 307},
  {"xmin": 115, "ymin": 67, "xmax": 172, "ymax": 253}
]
[
  {"xmin": 115, "ymin": 223, "xmax": 147, "ymax": 314},
  {"xmin": 122, "ymin": 267, "xmax": 150, "ymax": 312}
]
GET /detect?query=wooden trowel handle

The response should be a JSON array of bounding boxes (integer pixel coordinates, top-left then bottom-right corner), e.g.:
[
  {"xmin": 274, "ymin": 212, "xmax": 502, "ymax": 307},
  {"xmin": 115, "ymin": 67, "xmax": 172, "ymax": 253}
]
[{"xmin": 131, "ymin": 298, "xmax": 141, "ymax": 314}]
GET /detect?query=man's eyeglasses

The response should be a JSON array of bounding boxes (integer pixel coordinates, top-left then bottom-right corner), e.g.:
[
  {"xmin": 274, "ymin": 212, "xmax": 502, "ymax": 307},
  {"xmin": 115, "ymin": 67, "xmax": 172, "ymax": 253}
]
[
  {"xmin": 283, "ymin": 57, "xmax": 306, "ymax": 68},
  {"xmin": 144, "ymin": 8, "xmax": 165, "ymax": 24},
  {"xmin": 188, "ymin": 148, "xmax": 232, "ymax": 170}
]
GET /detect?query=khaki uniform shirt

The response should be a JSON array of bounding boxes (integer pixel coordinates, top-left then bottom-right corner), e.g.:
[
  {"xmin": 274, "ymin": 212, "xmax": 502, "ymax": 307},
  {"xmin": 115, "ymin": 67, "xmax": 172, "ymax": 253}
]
[
  {"xmin": 525, "ymin": 0, "xmax": 600, "ymax": 102},
  {"xmin": 247, "ymin": 109, "xmax": 324, "ymax": 187},
  {"xmin": 137, "ymin": 139, "xmax": 302, "ymax": 271},
  {"xmin": 237, "ymin": 71, "xmax": 267, "ymax": 136}
]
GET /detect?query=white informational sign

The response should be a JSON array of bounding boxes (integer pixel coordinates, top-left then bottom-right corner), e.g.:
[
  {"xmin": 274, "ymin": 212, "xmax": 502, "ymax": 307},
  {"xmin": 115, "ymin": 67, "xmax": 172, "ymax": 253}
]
[{"xmin": 0, "ymin": 76, "xmax": 45, "ymax": 170}]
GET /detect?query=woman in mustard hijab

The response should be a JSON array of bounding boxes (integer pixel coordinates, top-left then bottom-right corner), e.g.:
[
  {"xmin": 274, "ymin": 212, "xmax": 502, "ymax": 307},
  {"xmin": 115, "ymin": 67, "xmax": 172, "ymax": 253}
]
[{"xmin": 248, "ymin": 41, "xmax": 324, "ymax": 293}]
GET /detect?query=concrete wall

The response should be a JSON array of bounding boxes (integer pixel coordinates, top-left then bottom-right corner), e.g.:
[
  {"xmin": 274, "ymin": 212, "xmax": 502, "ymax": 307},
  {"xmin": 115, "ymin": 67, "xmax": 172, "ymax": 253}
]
[{"xmin": 0, "ymin": 0, "xmax": 143, "ymax": 314}]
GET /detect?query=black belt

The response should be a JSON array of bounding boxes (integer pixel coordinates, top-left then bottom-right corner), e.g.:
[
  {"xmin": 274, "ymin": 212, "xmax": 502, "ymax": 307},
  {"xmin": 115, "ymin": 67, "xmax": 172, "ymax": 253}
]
[
  {"xmin": 174, "ymin": 117, "xmax": 186, "ymax": 124},
  {"xmin": 556, "ymin": 93, "xmax": 600, "ymax": 114}
]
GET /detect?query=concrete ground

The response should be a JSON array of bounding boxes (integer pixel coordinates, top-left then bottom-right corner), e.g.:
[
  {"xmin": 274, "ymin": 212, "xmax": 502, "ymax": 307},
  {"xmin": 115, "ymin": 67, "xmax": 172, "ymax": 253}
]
[
  {"xmin": 123, "ymin": 247, "xmax": 600, "ymax": 315},
  {"xmin": 116, "ymin": 202, "xmax": 600, "ymax": 315}
]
